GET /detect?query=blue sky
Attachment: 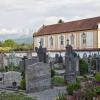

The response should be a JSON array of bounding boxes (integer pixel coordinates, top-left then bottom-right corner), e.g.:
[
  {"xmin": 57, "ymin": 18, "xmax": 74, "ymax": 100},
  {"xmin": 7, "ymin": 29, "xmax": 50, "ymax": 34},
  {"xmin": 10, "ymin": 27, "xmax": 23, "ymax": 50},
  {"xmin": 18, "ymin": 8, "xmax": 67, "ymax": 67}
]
[{"xmin": 0, "ymin": 0, "xmax": 100, "ymax": 40}]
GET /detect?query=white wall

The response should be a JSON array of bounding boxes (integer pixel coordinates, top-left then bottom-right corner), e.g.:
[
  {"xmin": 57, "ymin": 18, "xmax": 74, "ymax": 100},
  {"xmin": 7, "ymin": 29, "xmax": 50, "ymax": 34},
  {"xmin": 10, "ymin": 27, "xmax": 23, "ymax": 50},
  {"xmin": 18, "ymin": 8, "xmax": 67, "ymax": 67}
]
[
  {"xmin": 98, "ymin": 23, "xmax": 100, "ymax": 48},
  {"xmin": 80, "ymin": 32, "xmax": 93, "ymax": 48}
]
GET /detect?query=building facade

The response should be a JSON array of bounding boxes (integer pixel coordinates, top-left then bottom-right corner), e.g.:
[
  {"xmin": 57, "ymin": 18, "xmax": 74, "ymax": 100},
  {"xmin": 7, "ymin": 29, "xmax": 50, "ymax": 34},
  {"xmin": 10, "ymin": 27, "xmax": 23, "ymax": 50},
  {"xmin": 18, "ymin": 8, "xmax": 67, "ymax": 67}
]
[{"xmin": 33, "ymin": 16, "xmax": 100, "ymax": 52}]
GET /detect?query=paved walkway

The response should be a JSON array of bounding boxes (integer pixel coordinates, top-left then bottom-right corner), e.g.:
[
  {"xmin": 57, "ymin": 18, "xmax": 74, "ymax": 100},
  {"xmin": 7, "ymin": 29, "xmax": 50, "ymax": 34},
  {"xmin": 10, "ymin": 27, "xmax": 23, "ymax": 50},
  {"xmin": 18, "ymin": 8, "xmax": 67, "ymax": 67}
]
[{"xmin": 27, "ymin": 87, "xmax": 66, "ymax": 100}]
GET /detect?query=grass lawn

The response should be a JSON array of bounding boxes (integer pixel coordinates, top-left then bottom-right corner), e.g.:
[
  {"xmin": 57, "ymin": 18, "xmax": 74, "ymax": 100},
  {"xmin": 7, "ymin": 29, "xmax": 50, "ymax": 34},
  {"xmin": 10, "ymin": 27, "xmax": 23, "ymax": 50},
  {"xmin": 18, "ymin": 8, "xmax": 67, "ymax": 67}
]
[{"xmin": 0, "ymin": 92, "xmax": 35, "ymax": 100}]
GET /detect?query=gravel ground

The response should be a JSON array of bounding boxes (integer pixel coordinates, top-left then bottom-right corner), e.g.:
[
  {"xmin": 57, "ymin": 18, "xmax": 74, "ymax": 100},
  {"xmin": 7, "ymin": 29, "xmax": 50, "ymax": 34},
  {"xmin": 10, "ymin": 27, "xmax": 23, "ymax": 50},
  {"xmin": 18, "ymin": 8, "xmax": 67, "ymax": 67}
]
[{"xmin": 27, "ymin": 87, "xmax": 66, "ymax": 100}]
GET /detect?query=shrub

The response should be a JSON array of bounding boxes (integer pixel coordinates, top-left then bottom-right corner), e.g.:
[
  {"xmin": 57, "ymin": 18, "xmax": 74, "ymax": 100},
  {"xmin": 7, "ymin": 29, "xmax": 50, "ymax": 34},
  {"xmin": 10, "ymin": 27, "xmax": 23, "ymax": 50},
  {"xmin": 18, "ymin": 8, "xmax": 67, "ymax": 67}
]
[
  {"xmin": 20, "ymin": 78, "xmax": 26, "ymax": 90},
  {"xmin": 83, "ymin": 87, "xmax": 96, "ymax": 100},
  {"xmin": 67, "ymin": 82, "xmax": 80, "ymax": 95},
  {"xmin": 94, "ymin": 72, "xmax": 100, "ymax": 81},
  {"xmin": 51, "ymin": 68, "xmax": 55, "ymax": 78},
  {"xmin": 79, "ymin": 59, "xmax": 88, "ymax": 75},
  {"xmin": 95, "ymin": 86, "xmax": 100, "ymax": 95},
  {"xmin": 51, "ymin": 76, "xmax": 64, "ymax": 86}
]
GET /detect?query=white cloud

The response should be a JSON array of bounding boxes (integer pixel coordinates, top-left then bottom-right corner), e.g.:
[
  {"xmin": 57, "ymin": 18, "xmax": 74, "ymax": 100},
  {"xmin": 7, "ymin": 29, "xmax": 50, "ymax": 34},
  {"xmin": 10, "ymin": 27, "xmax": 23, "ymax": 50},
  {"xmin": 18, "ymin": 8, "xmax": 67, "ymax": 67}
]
[
  {"xmin": 0, "ymin": 28, "xmax": 18, "ymax": 34},
  {"xmin": 0, "ymin": 0, "xmax": 100, "ymax": 40}
]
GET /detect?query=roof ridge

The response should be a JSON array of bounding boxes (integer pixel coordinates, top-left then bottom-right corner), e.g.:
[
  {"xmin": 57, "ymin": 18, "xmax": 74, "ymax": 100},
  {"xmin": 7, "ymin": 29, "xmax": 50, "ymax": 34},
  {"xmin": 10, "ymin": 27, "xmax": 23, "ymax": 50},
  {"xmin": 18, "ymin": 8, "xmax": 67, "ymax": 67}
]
[
  {"xmin": 35, "ymin": 16, "xmax": 100, "ymax": 36},
  {"xmin": 44, "ymin": 16, "xmax": 100, "ymax": 27}
]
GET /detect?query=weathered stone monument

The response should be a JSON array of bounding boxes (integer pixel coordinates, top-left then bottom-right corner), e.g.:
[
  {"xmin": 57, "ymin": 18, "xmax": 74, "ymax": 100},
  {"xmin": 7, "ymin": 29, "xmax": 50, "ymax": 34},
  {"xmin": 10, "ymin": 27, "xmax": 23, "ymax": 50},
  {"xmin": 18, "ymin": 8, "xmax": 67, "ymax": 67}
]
[
  {"xmin": 64, "ymin": 39, "xmax": 79, "ymax": 84},
  {"xmin": 0, "ymin": 71, "xmax": 21, "ymax": 88},
  {"xmin": 25, "ymin": 41, "xmax": 51, "ymax": 93},
  {"xmin": 26, "ymin": 62, "xmax": 51, "ymax": 92},
  {"xmin": 35, "ymin": 41, "xmax": 47, "ymax": 63},
  {"xmin": 84, "ymin": 53, "xmax": 100, "ymax": 74},
  {"xmin": 0, "ymin": 53, "xmax": 8, "ymax": 69}
]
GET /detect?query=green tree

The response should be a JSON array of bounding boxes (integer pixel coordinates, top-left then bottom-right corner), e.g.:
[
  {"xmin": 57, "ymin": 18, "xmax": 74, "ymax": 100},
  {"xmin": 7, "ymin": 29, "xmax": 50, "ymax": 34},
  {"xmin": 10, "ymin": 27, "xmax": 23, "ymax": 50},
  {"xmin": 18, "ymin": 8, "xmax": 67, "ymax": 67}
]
[
  {"xmin": 58, "ymin": 19, "xmax": 64, "ymax": 23},
  {"xmin": 3, "ymin": 39, "xmax": 17, "ymax": 48}
]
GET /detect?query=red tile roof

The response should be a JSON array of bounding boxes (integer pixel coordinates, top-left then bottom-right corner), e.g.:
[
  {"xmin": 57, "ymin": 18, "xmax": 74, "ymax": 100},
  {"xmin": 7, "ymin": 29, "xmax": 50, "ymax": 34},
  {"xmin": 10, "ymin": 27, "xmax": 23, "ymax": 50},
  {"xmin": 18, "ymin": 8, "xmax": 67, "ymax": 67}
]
[{"xmin": 34, "ymin": 16, "xmax": 100, "ymax": 36}]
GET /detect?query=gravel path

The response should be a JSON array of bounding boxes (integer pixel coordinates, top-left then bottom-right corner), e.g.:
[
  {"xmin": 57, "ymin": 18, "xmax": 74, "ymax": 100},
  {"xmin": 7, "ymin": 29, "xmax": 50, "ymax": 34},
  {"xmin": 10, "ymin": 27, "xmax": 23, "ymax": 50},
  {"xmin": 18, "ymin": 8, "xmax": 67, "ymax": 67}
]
[{"xmin": 27, "ymin": 87, "xmax": 66, "ymax": 100}]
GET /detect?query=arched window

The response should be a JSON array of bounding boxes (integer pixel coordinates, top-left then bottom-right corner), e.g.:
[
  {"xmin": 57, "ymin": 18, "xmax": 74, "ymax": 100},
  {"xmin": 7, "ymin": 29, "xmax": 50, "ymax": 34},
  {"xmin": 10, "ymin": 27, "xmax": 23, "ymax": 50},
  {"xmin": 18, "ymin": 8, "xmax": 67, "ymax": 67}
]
[
  {"xmin": 70, "ymin": 34, "xmax": 74, "ymax": 45},
  {"xmin": 60, "ymin": 35, "xmax": 64, "ymax": 45},
  {"xmin": 50, "ymin": 36, "xmax": 53, "ymax": 46},
  {"xmin": 81, "ymin": 32, "xmax": 86, "ymax": 45},
  {"xmin": 40, "ymin": 38, "xmax": 44, "ymax": 46}
]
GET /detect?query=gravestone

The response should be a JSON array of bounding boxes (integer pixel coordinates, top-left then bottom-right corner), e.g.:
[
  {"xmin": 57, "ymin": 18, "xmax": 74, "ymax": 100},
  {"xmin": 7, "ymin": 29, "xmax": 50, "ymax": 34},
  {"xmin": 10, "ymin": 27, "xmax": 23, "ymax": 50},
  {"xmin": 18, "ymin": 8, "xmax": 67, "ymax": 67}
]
[
  {"xmin": 64, "ymin": 39, "xmax": 79, "ymax": 84},
  {"xmin": 95, "ymin": 57, "xmax": 100, "ymax": 72},
  {"xmin": 86, "ymin": 53, "xmax": 100, "ymax": 74},
  {"xmin": 35, "ymin": 41, "xmax": 47, "ymax": 63},
  {"xmin": 0, "ymin": 53, "xmax": 8, "ymax": 69},
  {"xmin": 3, "ymin": 71, "xmax": 21, "ymax": 88},
  {"xmin": 25, "ymin": 62, "xmax": 51, "ymax": 93},
  {"xmin": 25, "ymin": 42, "xmax": 51, "ymax": 93}
]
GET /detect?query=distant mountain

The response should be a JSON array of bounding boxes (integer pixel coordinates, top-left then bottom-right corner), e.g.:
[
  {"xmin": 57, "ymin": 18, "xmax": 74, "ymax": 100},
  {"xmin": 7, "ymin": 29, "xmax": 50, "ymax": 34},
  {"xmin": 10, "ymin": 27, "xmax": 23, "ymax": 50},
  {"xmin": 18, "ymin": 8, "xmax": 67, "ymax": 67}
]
[
  {"xmin": 0, "ymin": 33, "xmax": 21, "ymax": 41},
  {"xmin": 14, "ymin": 36, "xmax": 33, "ymax": 44}
]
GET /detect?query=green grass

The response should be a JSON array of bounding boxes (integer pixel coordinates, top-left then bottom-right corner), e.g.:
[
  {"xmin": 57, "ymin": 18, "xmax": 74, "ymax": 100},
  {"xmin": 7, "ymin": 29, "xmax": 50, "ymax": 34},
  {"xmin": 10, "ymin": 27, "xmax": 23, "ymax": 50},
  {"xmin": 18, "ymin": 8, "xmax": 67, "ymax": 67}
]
[
  {"xmin": 0, "ymin": 92, "xmax": 35, "ymax": 100},
  {"xmin": 51, "ymin": 76, "xmax": 65, "ymax": 86}
]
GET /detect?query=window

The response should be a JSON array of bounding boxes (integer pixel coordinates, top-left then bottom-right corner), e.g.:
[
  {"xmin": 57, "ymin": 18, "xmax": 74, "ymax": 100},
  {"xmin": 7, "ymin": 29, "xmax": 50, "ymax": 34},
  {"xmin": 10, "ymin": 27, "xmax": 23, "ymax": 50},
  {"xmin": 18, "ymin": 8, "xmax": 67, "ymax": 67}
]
[
  {"xmin": 60, "ymin": 35, "xmax": 64, "ymax": 45},
  {"xmin": 70, "ymin": 34, "xmax": 74, "ymax": 45},
  {"xmin": 40, "ymin": 38, "xmax": 44, "ymax": 46},
  {"xmin": 81, "ymin": 32, "xmax": 86, "ymax": 45},
  {"xmin": 50, "ymin": 36, "xmax": 53, "ymax": 46}
]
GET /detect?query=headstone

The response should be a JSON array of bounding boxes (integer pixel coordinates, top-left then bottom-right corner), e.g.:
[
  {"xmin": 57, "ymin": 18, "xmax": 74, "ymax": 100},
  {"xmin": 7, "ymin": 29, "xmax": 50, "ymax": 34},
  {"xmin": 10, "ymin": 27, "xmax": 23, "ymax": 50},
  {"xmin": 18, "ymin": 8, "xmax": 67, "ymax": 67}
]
[
  {"xmin": 0, "ymin": 53, "xmax": 4, "ymax": 69},
  {"xmin": 19, "ymin": 56, "xmax": 38, "ymax": 72},
  {"xmin": 95, "ymin": 56, "xmax": 100, "ymax": 72},
  {"xmin": 64, "ymin": 39, "xmax": 79, "ymax": 84},
  {"xmin": 0, "ymin": 53, "xmax": 8, "ymax": 69},
  {"xmin": 88, "ymin": 54, "xmax": 92, "ymax": 74},
  {"xmin": 58, "ymin": 53, "xmax": 63, "ymax": 63},
  {"xmin": 25, "ymin": 62, "xmax": 51, "ymax": 93},
  {"xmin": 3, "ymin": 71, "xmax": 21, "ymax": 88},
  {"xmin": 35, "ymin": 41, "xmax": 47, "ymax": 63},
  {"xmin": 87, "ymin": 54, "xmax": 100, "ymax": 73},
  {"xmin": 55, "ymin": 54, "xmax": 59, "ymax": 63}
]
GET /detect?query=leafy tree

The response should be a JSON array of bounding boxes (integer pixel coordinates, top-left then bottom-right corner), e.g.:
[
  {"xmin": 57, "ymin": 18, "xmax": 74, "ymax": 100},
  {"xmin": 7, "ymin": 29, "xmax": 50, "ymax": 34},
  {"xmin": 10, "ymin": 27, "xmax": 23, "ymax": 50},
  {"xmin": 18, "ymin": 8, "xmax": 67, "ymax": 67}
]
[
  {"xmin": 3, "ymin": 39, "xmax": 17, "ymax": 48},
  {"xmin": 58, "ymin": 19, "xmax": 64, "ymax": 23}
]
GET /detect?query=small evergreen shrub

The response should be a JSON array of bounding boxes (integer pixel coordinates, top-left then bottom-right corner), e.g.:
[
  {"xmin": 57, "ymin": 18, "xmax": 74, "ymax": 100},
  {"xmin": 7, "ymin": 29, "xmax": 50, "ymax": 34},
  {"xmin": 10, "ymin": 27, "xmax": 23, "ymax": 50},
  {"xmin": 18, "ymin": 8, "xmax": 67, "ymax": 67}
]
[
  {"xmin": 20, "ymin": 78, "xmax": 26, "ymax": 90},
  {"xmin": 79, "ymin": 59, "xmax": 88, "ymax": 75}
]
